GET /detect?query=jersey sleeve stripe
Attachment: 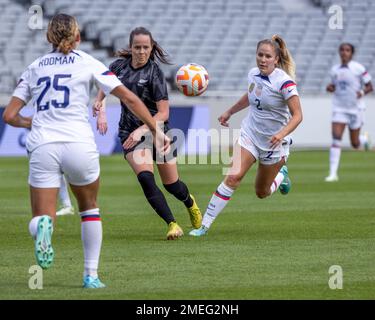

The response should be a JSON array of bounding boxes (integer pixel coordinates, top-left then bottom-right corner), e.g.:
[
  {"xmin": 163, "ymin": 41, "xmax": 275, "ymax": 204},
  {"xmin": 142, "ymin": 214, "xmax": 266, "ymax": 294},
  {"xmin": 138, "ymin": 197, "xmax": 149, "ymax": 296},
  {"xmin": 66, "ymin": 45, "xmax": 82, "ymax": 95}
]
[
  {"xmin": 102, "ymin": 70, "xmax": 115, "ymax": 76},
  {"xmin": 280, "ymin": 80, "xmax": 296, "ymax": 90}
]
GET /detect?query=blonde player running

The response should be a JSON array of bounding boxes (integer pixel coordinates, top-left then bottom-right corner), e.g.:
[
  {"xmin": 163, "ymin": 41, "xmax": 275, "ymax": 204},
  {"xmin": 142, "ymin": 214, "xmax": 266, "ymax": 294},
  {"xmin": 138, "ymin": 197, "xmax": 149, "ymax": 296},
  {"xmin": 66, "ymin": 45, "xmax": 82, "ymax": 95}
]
[
  {"xmin": 3, "ymin": 14, "xmax": 170, "ymax": 288},
  {"xmin": 325, "ymin": 43, "xmax": 373, "ymax": 182},
  {"xmin": 190, "ymin": 35, "xmax": 303, "ymax": 236}
]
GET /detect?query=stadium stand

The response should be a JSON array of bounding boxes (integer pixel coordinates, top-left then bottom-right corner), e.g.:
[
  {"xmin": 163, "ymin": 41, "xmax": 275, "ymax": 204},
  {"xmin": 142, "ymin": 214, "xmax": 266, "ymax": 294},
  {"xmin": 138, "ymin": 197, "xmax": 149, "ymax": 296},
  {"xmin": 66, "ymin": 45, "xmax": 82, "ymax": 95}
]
[{"xmin": 0, "ymin": 0, "xmax": 374, "ymax": 94}]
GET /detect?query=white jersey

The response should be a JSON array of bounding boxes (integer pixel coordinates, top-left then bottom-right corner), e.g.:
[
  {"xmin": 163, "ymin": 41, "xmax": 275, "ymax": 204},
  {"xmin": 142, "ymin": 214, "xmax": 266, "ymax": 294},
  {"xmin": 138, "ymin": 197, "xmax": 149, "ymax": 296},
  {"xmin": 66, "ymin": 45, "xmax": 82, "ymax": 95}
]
[
  {"xmin": 330, "ymin": 60, "xmax": 371, "ymax": 113},
  {"xmin": 12, "ymin": 49, "xmax": 122, "ymax": 152},
  {"xmin": 242, "ymin": 67, "xmax": 298, "ymax": 151}
]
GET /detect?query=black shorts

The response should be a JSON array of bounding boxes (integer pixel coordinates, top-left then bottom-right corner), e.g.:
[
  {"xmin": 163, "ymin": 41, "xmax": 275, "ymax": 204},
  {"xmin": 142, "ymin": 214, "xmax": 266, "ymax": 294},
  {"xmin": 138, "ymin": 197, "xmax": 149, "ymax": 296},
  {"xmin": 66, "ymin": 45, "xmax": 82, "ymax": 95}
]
[{"xmin": 119, "ymin": 124, "xmax": 178, "ymax": 162}]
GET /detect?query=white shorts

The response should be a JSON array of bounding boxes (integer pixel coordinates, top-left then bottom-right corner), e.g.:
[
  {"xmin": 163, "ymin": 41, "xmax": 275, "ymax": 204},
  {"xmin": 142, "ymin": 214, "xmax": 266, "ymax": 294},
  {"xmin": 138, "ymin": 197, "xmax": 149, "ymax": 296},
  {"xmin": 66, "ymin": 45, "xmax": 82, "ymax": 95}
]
[
  {"xmin": 332, "ymin": 110, "xmax": 364, "ymax": 130},
  {"xmin": 238, "ymin": 130, "xmax": 290, "ymax": 165},
  {"xmin": 29, "ymin": 142, "xmax": 100, "ymax": 188}
]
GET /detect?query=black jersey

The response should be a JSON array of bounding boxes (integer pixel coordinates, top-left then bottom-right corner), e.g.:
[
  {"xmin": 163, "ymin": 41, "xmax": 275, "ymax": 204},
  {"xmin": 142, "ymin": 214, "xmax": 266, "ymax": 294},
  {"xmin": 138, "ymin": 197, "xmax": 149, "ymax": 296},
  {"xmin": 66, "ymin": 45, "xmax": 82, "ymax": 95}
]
[{"xmin": 109, "ymin": 57, "xmax": 169, "ymax": 135}]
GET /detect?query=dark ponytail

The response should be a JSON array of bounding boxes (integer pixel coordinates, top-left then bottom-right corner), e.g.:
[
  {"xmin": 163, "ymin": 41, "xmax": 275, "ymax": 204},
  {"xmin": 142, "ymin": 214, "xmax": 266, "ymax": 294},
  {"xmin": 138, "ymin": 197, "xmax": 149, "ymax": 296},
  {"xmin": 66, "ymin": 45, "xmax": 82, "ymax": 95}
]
[{"xmin": 116, "ymin": 27, "xmax": 172, "ymax": 65}]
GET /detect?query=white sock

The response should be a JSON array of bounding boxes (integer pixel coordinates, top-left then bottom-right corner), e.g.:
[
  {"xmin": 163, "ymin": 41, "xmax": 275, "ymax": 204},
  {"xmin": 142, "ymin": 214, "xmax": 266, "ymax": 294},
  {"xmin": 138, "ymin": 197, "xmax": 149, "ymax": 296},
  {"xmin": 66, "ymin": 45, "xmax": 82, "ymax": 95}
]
[
  {"xmin": 270, "ymin": 172, "xmax": 285, "ymax": 194},
  {"xmin": 202, "ymin": 182, "xmax": 234, "ymax": 229},
  {"xmin": 59, "ymin": 175, "xmax": 72, "ymax": 208},
  {"xmin": 359, "ymin": 134, "xmax": 367, "ymax": 148},
  {"xmin": 329, "ymin": 139, "xmax": 341, "ymax": 176},
  {"xmin": 80, "ymin": 208, "xmax": 102, "ymax": 278},
  {"xmin": 29, "ymin": 216, "xmax": 42, "ymax": 239}
]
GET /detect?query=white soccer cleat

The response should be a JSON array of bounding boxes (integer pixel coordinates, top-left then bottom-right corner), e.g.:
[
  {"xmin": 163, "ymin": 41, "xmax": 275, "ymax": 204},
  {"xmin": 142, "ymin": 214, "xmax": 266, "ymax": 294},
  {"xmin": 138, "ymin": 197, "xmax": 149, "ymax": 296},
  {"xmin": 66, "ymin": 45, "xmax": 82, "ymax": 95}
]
[
  {"xmin": 56, "ymin": 206, "xmax": 75, "ymax": 216},
  {"xmin": 325, "ymin": 174, "xmax": 339, "ymax": 182}
]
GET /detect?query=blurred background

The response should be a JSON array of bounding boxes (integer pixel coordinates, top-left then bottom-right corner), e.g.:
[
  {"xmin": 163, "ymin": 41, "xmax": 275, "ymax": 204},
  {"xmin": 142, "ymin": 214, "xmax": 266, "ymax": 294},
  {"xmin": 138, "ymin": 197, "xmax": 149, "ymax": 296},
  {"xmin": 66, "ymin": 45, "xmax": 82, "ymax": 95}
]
[{"xmin": 0, "ymin": 0, "xmax": 374, "ymax": 154}]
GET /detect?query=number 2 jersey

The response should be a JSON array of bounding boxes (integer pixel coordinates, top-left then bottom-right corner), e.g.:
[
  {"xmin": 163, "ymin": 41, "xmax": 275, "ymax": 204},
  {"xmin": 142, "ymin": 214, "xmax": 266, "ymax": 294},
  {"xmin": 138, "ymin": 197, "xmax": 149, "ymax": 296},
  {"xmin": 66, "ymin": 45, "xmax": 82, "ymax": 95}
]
[
  {"xmin": 330, "ymin": 60, "xmax": 371, "ymax": 114},
  {"xmin": 12, "ymin": 50, "xmax": 122, "ymax": 152},
  {"xmin": 242, "ymin": 67, "xmax": 298, "ymax": 151}
]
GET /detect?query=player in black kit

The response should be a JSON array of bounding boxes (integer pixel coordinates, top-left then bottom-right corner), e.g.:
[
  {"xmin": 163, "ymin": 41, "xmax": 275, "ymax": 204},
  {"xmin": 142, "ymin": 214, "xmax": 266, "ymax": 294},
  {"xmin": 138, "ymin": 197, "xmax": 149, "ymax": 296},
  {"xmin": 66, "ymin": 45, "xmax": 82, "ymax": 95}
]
[{"xmin": 95, "ymin": 27, "xmax": 202, "ymax": 239}]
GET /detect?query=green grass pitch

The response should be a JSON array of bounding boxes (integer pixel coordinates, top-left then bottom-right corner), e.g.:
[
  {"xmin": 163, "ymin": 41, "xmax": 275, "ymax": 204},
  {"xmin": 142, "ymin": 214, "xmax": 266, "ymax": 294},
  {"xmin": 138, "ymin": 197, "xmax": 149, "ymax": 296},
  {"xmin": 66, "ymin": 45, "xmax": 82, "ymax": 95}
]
[{"xmin": 0, "ymin": 150, "xmax": 374, "ymax": 299}]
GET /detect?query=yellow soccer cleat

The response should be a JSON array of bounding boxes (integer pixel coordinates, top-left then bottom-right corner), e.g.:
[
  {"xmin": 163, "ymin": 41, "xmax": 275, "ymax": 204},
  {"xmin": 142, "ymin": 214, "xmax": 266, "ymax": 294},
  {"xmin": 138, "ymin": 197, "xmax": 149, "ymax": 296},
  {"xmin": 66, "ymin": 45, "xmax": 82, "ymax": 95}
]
[
  {"xmin": 187, "ymin": 194, "xmax": 202, "ymax": 229},
  {"xmin": 167, "ymin": 222, "xmax": 184, "ymax": 240}
]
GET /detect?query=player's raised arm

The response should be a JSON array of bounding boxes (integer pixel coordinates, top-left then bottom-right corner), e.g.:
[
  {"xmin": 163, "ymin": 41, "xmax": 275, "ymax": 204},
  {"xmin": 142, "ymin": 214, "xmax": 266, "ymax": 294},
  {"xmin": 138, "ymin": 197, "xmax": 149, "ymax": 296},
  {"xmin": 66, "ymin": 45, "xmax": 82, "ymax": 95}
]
[{"xmin": 218, "ymin": 93, "xmax": 250, "ymax": 127}]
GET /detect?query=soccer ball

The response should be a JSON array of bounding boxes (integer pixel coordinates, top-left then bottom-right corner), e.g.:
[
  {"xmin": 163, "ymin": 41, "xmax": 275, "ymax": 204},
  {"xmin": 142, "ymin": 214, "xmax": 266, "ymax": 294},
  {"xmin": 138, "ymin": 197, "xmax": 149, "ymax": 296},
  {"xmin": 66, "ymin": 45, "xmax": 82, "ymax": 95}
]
[{"xmin": 175, "ymin": 63, "xmax": 209, "ymax": 96}]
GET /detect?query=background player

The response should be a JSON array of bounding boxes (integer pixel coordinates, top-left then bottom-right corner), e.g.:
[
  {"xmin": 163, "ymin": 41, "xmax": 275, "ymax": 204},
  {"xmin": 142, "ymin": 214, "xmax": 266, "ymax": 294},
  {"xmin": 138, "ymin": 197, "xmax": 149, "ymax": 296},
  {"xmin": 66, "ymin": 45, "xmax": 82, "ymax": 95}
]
[
  {"xmin": 94, "ymin": 27, "xmax": 202, "ymax": 240},
  {"xmin": 190, "ymin": 35, "xmax": 303, "ymax": 237},
  {"xmin": 325, "ymin": 43, "xmax": 373, "ymax": 182},
  {"xmin": 2, "ymin": 14, "xmax": 169, "ymax": 288}
]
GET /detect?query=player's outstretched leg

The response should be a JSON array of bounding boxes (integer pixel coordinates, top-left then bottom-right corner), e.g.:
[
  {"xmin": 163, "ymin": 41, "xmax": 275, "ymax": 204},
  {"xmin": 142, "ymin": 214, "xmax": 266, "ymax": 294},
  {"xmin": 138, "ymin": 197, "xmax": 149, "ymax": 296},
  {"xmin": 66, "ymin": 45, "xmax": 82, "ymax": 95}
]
[{"xmin": 29, "ymin": 215, "xmax": 54, "ymax": 269}]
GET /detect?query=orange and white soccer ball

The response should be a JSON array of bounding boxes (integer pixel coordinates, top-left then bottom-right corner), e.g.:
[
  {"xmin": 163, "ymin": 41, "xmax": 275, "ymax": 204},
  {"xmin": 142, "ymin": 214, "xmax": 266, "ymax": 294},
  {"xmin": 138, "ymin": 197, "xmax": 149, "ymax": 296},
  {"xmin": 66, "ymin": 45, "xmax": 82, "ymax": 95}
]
[{"xmin": 175, "ymin": 63, "xmax": 209, "ymax": 96}]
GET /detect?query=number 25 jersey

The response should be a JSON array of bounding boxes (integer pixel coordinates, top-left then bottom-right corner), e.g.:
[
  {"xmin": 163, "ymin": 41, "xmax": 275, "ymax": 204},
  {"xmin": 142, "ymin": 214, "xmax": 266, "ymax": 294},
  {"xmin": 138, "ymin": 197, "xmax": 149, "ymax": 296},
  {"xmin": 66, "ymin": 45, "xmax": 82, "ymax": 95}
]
[{"xmin": 12, "ymin": 50, "xmax": 122, "ymax": 152}]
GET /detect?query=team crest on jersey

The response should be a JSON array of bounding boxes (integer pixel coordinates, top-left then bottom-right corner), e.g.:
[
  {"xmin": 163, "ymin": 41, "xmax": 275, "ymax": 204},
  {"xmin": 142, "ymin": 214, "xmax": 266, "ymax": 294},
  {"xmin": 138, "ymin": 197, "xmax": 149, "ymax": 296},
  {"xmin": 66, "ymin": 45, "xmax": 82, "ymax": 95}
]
[
  {"xmin": 248, "ymin": 82, "xmax": 255, "ymax": 93},
  {"xmin": 255, "ymin": 84, "xmax": 263, "ymax": 97},
  {"xmin": 137, "ymin": 79, "xmax": 148, "ymax": 86}
]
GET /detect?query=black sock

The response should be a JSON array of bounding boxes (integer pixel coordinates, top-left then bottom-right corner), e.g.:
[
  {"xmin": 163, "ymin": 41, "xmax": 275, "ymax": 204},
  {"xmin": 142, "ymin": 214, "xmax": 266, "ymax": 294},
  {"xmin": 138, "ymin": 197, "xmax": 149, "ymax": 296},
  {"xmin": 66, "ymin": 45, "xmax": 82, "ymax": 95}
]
[
  {"xmin": 137, "ymin": 171, "xmax": 175, "ymax": 225},
  {"xmin": 164, "ymin": 179, "xmax": 193, "ymax": 208}
]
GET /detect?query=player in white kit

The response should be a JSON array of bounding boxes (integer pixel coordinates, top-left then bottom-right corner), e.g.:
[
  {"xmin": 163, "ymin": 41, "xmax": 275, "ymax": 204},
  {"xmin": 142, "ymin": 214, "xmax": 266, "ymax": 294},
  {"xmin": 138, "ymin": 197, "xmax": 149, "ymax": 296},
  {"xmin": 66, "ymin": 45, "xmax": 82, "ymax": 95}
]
[
  {"xmin": 325, "ymin": 43, "xmax": 373, "ymax": 182},
  {"xmin": 190, "ymin": 35, "xmax": 303, "ymax": 236},
  {"xmin": 2, "ymin": 14, "xmax": 170, "ymax": 288}
]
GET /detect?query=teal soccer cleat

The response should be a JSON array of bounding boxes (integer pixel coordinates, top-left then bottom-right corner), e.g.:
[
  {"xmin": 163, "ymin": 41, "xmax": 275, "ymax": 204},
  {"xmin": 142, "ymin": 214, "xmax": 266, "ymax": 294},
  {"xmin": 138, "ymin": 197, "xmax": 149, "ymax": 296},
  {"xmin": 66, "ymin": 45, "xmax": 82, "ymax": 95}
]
[
  {"xmin": 189, "ymin": 225, "xmax": 209, "ymax": 237},
  {"xmin": 35, "ymin": 215, "xmax": 54, "ymax": 269},
  {"xmin": 83, "ymin": 275, "xmax": 106, "ymax": 289},
  {"xmin": 279, "ymin": 165, "xmax": 291, "ymax": 195}
]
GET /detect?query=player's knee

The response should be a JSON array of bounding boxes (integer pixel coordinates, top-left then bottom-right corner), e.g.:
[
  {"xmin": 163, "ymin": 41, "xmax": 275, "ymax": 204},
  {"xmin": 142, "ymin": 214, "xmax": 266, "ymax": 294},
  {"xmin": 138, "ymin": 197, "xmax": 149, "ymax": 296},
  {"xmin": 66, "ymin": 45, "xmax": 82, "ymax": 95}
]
[
  {"xmin": 255, "ymin": 188, "xmax": 269, "ymax": 199},
  {"xmin": 137, "ymin": 171, "xmax": 158, "ymax": 196},
  {"xmin": 225, "ymin": 175, "xmax": 242, "ymax": 189}
]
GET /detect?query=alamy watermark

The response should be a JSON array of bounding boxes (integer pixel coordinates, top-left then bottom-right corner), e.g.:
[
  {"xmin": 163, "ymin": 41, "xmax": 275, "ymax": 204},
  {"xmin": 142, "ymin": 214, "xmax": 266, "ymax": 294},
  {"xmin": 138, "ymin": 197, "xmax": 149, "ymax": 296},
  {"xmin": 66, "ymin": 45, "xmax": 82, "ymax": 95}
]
[
  {"xmin": 328, "ymin": 4, "xmax": 344, "ymax": 30},
  {"xmin": 328, "ymin": 265, "xmax": 343, "ymax": 290},
  {"xmin": 28, "ymin": 265, "xmax": 43, "ymax": 289},
  {"xmin": 28, "ymin": 5, "xmax": 43, "ymax": 30}
]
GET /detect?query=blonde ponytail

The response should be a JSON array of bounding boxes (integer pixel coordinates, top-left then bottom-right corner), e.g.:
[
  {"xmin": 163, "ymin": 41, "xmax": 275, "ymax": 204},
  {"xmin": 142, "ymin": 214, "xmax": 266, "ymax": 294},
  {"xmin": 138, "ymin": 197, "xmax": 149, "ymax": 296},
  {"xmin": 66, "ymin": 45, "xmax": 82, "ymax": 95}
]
[
  {"xmin": 271, "ymin": 34, "xmax": 296, "ymax": 80},
  {"xmin": 47, "ymin": 14, "xmax": 79, "ymax": 55},
  {"xmin": 257, "ymin": 35, "xmax": 296, "ymax": 80}
]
